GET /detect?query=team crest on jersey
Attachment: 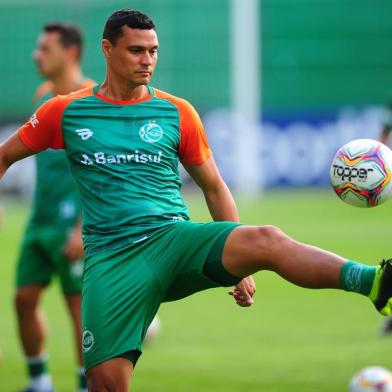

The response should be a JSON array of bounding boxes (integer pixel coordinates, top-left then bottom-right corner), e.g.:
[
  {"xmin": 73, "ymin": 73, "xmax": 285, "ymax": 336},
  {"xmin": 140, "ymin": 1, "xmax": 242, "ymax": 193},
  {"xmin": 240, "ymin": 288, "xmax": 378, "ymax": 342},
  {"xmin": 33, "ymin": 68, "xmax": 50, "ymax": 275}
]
[
  {"xmin": 139, "ymin": 121, "xmax": 163, "ymax": 143},
  {"xmin": 82, "ymin": 329, "xmax": 95, "ymax": 353},
  {"xmin": 75, "ymin": 128, "xmax": 93, "ymax": 140}
]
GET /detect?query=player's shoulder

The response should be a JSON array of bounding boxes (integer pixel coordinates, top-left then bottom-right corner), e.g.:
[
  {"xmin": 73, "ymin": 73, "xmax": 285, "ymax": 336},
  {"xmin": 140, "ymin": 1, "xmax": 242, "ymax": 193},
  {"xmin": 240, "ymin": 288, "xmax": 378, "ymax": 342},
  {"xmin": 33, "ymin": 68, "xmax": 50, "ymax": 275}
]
[
  {"xmin": 153, "ymin": 88, "xmax": 194, "ymax": 111},
  {"xmin": 153, "ymin": 88, "xmax": 202, "ymax": 125},
  {"xmin": 81, "ymin": 78, "xmax": 96, "ymax": 89},
  {"xmin": 34, "ymin": 81, "xmax": 54, "ymax": 102},
  {"xmin": 55, "ymin": 85, "xmax": 96, "ymax": 105},
  {"xmin": 37, "ymin": 85, "xmax": 96, "ymax": 117}
]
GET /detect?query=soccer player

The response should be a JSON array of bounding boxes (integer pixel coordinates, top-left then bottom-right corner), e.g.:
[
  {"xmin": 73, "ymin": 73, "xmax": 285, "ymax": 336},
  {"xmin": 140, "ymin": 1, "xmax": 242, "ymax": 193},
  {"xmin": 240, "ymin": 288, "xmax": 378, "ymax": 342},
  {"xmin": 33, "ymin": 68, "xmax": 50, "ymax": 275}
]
[
  {"xmin": 380, "ymin": 103, "xmax": 392, "ymax": 146},
  {"xmin": 14, "ymin": 22, "xmax": 93, "ymax": 392},
  {"xmin": 379, "ymin": 104, "xmax": 392, "ymax": 333},
  {"xmin": 1, "ymin": 9, "xmax": 392, "ymax": 391}
]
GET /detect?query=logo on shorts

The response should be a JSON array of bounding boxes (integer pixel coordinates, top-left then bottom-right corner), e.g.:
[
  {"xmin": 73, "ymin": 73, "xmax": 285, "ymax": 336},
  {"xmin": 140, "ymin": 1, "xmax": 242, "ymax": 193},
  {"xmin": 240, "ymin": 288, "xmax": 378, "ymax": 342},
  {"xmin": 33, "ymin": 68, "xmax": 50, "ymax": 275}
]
[
  {"xmin": 70, "ymin": 260, "xmax": 84, "ymax": 278},
  {"xmin": 82, "ymin": 329, "xmax": 95, "ymax": 353},
  {"xmin": 139, "ymin": 121, "xmax": 163, "ymax": 143}
]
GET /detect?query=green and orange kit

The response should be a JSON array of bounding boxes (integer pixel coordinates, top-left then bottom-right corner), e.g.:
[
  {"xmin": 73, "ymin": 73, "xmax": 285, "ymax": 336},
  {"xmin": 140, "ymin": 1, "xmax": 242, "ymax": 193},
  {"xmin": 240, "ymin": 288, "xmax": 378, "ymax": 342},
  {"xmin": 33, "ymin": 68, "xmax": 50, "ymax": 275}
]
[{"xmin": 19, "ymin": 85, "xmax": 212, "ymax": 257}]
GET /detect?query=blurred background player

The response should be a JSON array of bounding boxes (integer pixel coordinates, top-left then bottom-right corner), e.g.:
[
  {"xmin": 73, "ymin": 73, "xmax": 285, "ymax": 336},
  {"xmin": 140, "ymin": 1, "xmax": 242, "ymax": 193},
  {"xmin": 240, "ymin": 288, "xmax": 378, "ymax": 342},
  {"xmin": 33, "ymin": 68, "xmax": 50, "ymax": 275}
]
[
  {"xmin": 379, "ymin": 100, "xmax": 392, "ymax": 147},
  {"xmin": 13, "ymin": 21, "xmax": 161, "ymax": 392},
  {"xmin": 379, "ymin": 102, "xmax": 392, "ymax": 334},
  {"xmin": 14, "ymin": 22, "xmax": 92, "ymax": 392}
]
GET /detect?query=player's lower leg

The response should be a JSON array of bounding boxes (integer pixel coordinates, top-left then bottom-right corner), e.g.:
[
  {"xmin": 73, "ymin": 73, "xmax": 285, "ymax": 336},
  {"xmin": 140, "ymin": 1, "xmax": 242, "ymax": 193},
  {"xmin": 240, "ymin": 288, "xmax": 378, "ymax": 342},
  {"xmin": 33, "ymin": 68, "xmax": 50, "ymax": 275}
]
[
  {"xmin": 222, "ymin": 226, "xmax": 392, "ymax": 314},
  {"xmin": 14, "ymin": 286, "xmax": 54, "ymax": 392},
  {"xmin": 22, "ymin": 354, "xmax": 53, "ymax": 392}
]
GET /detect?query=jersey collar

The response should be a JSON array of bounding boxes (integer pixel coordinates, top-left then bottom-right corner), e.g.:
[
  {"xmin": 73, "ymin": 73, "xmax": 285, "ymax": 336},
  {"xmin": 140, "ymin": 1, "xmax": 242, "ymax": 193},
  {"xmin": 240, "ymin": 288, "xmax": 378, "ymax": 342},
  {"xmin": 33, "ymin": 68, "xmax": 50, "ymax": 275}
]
[{"xmin": 93, "ymin": 84, "xmax": 154, "ymax": 105}]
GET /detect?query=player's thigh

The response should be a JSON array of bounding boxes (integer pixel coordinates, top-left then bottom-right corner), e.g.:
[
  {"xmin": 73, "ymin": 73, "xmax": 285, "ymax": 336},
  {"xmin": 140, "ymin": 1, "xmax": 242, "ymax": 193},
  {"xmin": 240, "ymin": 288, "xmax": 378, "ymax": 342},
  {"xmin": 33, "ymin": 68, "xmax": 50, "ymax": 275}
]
[
  {"xmin": 56, "ymin": 254, "xmax": 84, "ymax": 295},
  {"xmin": 82, "ymin": 246, "xmax": 163, "ymax": 373},
  {"xmin": 15, "ymin": 230, "xmax": 53, "ymax": 289},
  {"xmin": 143, "ymin": 221, "xmax": 241, "ymax": 302},
  {"xmin": 40, "ymin": 228, "xmax": 84, "ymax": 294},
  {"xmin": 222, "ymin": 225, "xmax": 288, "ymax": 277}
]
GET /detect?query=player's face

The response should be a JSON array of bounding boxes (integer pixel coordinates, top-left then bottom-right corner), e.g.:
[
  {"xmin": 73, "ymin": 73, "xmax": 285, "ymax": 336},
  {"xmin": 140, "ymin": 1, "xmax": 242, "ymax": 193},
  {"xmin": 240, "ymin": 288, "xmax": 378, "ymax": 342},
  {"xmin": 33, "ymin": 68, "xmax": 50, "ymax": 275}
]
[
  {"xmin": 103, "ymin": 26, "xmax": 159, "ymax": 86},
  {"xmin": 33, "ymin": 32, "xmax": 68, "ymax": 78}
]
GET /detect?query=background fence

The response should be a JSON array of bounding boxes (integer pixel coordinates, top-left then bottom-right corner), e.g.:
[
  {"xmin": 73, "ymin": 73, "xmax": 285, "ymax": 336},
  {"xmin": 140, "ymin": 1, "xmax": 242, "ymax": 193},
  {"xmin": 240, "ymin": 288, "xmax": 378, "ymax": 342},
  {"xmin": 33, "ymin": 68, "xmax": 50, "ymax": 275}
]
[{"xmin": 1, "ymin": 0, "xmax": 392, "ymax": 191}]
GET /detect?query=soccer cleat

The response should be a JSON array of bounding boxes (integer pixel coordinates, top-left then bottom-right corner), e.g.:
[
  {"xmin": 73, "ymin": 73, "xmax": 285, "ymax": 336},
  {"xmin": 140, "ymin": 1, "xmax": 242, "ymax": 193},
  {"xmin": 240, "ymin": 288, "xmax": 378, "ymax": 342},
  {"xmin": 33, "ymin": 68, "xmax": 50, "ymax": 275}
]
[
  {"xmin": 380, "ymin": 315, "xmax": 392, "ymax": 334},
  {"xmin": 370, "ymin": 259, "xmax": 392, "ymax": 316},
  {"xmin": 20, "ymin": 388, "xmax": 54, "ymax": 392}
]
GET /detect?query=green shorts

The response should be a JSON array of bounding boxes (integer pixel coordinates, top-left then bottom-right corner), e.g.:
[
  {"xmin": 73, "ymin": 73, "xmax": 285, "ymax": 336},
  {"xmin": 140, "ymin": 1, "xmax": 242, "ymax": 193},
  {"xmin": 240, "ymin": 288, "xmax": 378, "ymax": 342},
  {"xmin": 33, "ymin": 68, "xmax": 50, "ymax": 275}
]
[
  {"xmin": 81, "ymin": 221, "xmax": 241, "ymax": 371},
  {"xmin": 16, "ymin": 226, "xmax": 83, "ymax": 294}
]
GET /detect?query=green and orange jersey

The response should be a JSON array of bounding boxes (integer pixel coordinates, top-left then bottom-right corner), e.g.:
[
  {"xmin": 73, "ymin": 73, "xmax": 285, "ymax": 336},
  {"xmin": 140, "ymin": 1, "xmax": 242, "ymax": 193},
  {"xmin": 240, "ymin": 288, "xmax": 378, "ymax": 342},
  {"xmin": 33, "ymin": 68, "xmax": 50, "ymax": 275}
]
[
  {"xmin": 18, "ymin": 84, "xmax": 212, "ymax": 257},
  {"xmin": 27, "ymin": 79, "xmax": 95, "ymax": 229}
]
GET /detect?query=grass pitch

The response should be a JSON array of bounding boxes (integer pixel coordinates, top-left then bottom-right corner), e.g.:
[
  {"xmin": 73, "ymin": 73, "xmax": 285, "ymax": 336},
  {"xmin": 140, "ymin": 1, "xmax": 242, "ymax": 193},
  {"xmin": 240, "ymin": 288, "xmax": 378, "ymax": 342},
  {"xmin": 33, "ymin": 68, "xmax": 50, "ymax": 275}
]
[{"xmin": 1, "ymin": 188, "xmax": 391, "ymax": 391}]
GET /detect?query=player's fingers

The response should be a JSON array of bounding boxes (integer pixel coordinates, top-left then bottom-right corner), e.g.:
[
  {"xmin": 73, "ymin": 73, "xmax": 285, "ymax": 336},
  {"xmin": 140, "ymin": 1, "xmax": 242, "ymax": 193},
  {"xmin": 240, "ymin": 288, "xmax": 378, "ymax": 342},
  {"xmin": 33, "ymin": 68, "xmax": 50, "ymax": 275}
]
[
  {"xmin": 237, "ymin": 284, "xmax": 255, "ymax": 297},
  {"xmin": 63, "ymin": 248, "xmax": 71, "ymax": 259},
  {"xmin": 236, "ymin": 298, "xmax": 253, "ymax": 307},
  {"xmin": 238, "ymin": 291, "xmax": 254, "ymax": 303},
  {"xmin": 229, "ymin": 291, "xmax": 252, "ymax": 306},
  {"xmin": 229, "ymin": 289, "xmax": 254, "ymax": 306},
  {"xmin": 235, "ymin": 296, "xmax": 252, "ymax": 306},
  {"xmin": 64, "ymin": 248, "xmax": 77, "ymax": 262}
]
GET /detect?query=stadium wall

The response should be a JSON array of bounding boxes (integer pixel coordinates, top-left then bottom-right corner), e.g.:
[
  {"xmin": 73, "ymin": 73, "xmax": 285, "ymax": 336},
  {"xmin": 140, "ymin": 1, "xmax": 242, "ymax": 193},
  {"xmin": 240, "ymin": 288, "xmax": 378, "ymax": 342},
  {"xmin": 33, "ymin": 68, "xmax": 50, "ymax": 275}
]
[
  {"xmin": 0, "ymin": 0, "xmax": 230, "ymax": 121},
  {"xmin": 1, "ymin": 0, "xmax": 392, "ymax": 191}
]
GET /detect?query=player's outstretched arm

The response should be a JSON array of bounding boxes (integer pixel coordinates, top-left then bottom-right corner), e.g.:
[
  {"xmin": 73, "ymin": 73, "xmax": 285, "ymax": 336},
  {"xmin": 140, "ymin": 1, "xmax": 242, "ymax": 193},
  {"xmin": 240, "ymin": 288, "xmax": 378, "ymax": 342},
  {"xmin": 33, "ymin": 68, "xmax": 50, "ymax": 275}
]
[
  {"xmin": 185, "ymin": 156, "xmax": 239, "ymax": 222},
  {"xmin": 0, "ymin": 132, "xmax": 34, "ymax": 178},
  {"xmin": 185, "ymin": 156, "xmax": 256, "ymax": 306}
]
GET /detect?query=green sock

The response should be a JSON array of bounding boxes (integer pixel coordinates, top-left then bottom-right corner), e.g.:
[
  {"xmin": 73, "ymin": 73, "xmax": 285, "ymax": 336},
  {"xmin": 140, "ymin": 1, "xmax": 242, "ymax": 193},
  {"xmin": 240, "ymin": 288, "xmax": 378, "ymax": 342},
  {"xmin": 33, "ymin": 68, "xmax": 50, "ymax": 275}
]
[
  {"xmin": 339, "ymin": 260, "xmax": 376, "ymax": 296},
  {"xmin": 26, "ymin": 355, "xmax": 48, "ymax": 378},
  {"xmin": 77, "ymin": 367, "xmax": 87, "ymax": 390}
]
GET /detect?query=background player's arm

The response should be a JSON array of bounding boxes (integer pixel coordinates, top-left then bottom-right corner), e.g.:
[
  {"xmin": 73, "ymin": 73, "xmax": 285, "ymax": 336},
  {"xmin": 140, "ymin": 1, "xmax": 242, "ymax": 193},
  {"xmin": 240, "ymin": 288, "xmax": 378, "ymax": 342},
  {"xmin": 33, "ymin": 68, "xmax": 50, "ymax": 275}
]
[
  {"xmin": 0, "ymin": 133, "xmax": 34, "ymax": 178},
  {"xmin": 185, "ymin": 157, "xmax": 256, "ymax": 307},
  {"xmin": 63, "ymin": 219, "xmax": 84, "ymax": 262},
  {"xmin": 380, "ymin": 125, "xmax": 392, "ymax": 145},
  {"xmin": 380, "ymin": 104, "xmax": 392, "ymax": 145}
]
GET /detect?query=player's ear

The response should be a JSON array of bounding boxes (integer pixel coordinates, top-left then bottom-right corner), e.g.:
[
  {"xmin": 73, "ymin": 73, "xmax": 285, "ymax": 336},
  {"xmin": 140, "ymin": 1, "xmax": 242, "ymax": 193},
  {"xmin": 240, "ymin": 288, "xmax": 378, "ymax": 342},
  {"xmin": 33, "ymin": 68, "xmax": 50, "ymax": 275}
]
[
  {"xmin": 67, "ymin": 46, "xmax": 80, "ymax": 62},
  {"xmin": 101, "ymin": 39, "xmax": 113, "ymax": 58}
]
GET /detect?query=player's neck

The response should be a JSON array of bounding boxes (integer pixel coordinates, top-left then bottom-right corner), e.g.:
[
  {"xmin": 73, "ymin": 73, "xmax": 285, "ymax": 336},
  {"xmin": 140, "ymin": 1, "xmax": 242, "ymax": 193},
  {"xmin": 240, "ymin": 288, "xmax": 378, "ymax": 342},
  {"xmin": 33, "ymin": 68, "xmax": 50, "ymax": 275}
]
[
  {"xmin": 99, "ymin": 77, "xmax": 149, "ymax": 102},
  {"xmin": 51, "ymin": 65, "xmax": 83, "ymax": 96}
]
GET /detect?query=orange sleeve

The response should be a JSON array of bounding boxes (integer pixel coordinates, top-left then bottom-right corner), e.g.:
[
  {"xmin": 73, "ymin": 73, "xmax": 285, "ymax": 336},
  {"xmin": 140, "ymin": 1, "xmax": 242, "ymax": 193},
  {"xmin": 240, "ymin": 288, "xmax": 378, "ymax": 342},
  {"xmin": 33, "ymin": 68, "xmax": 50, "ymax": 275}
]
[
  {"xmin": 18, "ymin": 97, "xmax": 65, "ymax": 152},
  {"xmin": 177, "ymin": 100, "xmax": 212, "ymax": 165},
  {"xmin": 19, "ymin": 86, "xmax": 94, "ymax": 152}
]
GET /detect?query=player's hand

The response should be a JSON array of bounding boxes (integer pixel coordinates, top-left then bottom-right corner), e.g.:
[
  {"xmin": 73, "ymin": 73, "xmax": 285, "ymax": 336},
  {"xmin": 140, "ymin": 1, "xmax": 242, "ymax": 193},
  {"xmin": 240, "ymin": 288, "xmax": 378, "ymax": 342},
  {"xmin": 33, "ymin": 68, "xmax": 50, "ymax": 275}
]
[
  {"xmin": 63, "ymin": 225, "xmax": 84, "ymax": 262},
  {"xmin": 228, "ymin": 275, "xmax": 256, "ymax": 307}
]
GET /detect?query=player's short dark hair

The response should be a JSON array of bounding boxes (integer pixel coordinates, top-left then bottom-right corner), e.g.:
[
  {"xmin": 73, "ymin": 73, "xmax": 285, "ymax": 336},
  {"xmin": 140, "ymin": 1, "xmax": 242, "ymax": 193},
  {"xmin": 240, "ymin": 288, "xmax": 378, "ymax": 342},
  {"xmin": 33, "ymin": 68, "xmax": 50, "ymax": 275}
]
[
  {"xmin": 43, "ymin": 22, "xmax": 83, "ymax": 60},
  {"xmin": 103, "ymin": 9, "xmax": 156, "ymax": 45}
]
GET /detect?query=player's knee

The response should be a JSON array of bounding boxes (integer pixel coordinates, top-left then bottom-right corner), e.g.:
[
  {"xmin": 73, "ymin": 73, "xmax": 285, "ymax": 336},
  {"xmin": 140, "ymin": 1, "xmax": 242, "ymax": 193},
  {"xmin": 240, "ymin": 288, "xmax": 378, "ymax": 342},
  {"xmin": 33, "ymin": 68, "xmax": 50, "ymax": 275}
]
[
  {"xmin": 87, "ymin": 371, "xmax": 124, "ymax": 392},
  {"xmin": 14, "ymin": 290, "xmax": 39, "ymax": 313},
  {"xmin": 253, "ymin": 225, "xmax": 288, "ymax": 256}
]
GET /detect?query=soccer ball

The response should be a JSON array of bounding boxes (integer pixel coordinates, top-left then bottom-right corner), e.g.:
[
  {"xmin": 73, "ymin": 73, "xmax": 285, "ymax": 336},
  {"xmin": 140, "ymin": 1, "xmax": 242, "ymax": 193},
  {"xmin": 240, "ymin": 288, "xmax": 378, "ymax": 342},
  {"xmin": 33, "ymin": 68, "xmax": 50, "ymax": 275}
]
[
  {"xmin": 349, "ymin": 366, "xmax": 392, "ymax": 392},
  {"xmin": 144, "ymin": 315, "xmax": 161, "ymax": 343},
  {"xmin": 330, "ymin": 139, "xmax": 392, "ymax": 207}
]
